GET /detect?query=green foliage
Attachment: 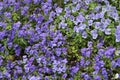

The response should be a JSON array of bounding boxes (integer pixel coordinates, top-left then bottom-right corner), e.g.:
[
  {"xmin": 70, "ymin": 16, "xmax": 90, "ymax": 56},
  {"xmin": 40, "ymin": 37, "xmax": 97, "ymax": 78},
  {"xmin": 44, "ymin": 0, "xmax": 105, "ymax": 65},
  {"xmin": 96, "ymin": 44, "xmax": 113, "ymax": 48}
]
[
  {"xmin": 88, "ymin": 2, "xmax": 97, "ymax": 10},
  {"xmin": 12, "ymin": 12, "xmax": 19, "ymax": 21},
  {"xmin": 74, "ymin": 71, "xmax": 81, "ymax": 80},
  {"xmin": 66, "ymin": 18, "xmax": 74, "ymax": 28},
  {"xmin": 6, "ymin": 23, "xmax": 12, "ymax": 30},
  {"xmin": 53, "ymin": 0, "xmax": 64, "ymax": 7},
  {"xmin": 72, "ymin": 11, "xmax": 79, "ymax": 16},
  {"xmin": 65, "ymin": 28, "xmax": 87, "ymax": 62},
  {"xmin": 14, "ymin": 37, "xmax": 28, "ymax": 48},
  {"xmin": 6, "ymin": 55, "xmax": 15, "ymax": 61}
]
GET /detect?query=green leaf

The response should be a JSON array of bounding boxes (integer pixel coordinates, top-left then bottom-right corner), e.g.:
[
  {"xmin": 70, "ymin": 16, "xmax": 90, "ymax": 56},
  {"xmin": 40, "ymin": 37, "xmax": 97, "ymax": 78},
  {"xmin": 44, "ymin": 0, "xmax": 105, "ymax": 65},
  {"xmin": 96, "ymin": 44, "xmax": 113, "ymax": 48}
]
[
  {"xmin": 74, "ymin": 71, "xmax": 81, "ymax": 80},
  {"xmin": 88, "ymin": 2, "xmax": 97, "ymax": 10},
  {"xmin": 6, "ymin": 24, "xmax": 12, "ymax": 30},
  {"xmin": 72, "ymin": 11, "xmax": 79, "ymax": 16},
  {"xmin": 98, "ymin": 30, "xmax": 104, "ymax": 36},
  {"xmin": 85, "ymin": 28, "xmax": 91, "ymax": 34},
  {"xmin": 14, "ymin": 37, "xmax": 28, "ymax": 48},
  {"xmin": 12, "ymin": 12, "xmax": 19, "ymax": 21},
  {"xmin": 67, "ymin": 18, "xmax": 73, "ymax": 28},
  {"xmin": 6, "ymin": 55, "xmax": 15, "ymax": 61}
]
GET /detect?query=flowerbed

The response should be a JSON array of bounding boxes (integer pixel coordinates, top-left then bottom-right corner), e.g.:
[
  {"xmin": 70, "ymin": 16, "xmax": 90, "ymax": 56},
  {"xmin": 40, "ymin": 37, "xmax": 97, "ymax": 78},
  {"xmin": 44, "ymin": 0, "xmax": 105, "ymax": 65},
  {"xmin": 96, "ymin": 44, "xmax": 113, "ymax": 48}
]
[{"xmin": 0, "ymin": 0, "xmax": 120, "ymax": 80}]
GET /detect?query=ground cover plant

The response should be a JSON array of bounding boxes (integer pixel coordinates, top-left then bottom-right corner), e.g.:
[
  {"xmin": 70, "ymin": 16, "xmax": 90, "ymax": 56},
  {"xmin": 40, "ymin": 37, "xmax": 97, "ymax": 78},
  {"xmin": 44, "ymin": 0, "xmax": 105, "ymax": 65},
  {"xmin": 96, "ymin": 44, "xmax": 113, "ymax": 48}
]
[{"xmin": 0, "ymin": 0, "xmax": 120, "ymax": 80}]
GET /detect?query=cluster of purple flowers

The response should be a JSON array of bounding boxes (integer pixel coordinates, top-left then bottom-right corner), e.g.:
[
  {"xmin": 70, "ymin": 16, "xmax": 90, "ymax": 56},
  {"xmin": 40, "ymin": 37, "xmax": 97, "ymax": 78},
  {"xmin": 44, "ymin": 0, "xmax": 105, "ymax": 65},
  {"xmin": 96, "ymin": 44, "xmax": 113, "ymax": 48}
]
[{"xmin": 0, "ymin": 0, "xmax": 120, "ymax": 80}]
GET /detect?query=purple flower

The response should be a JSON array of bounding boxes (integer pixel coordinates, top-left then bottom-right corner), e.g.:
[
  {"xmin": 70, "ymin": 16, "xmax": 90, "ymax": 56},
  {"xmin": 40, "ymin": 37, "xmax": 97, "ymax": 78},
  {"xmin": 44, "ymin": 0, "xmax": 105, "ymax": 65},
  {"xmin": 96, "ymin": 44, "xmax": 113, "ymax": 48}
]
[
  {"xmin": 91, "ymin": 29, "xmax": 98, "ymax": 39},
  {"xmin": 96, "ymin": 60, "xmax": 105, "ymax": 67},
  {"xmin": 93, "ymin": 71, "xmax": 99, "ymax": 75},
  {"xmin": 85, "ymin": 0, "xmax": 91, "ymax": 5},
  {"xmin": 68, "ymin": 78, "xmax": 73, "ymax": 80},
  {"xmin": 62, "ymin": 73, "xmax": 67, "ymax": 79},
  {"xmin": 93, "ymin": 65, "xmax": 100, "ymax": 72},
  {"xmin": 79, "ymin": 24, "xmax": 86, "ymax": 30},
  {"xmin": 45, "ymin": 76, "xmax": 49, "ymax": 80},
  {"xmin": 76, "ymin": 4, "xmax": 81, "ymax": 10},
  {"xmin": 14, "ymin": 2, "xmax": 20, "ymax": 11},
  {"xmin": 36, "ymin": 14, "xmax": 44, "ymax": 24},
  {"xmin": 94, "ymin": 76, "xmax": 101, "ymax": 80},
  {"xmin": 4, "ymin": 71, "xmax": 10, "ymax": 78},
  {"xmin": 15, "ymin": 66, "xmax": 23, "ymax": 74},
  {"xmin": 94, "ymin": 5, "xmax": 101, "ymax": 11},
  {"xmin": 74, "ymin": 26, "xmax": 80, "ymax": 33},
  {"xmin": 61, "ymin": 47, "xmax": 67, "ymax": 55},
  {"xmin": 96, "ymin": 12, "xmax": 104, "ymax": 19},
  {"xmin": 24, "ymin": 0, "xmax": 32, "ymax": 4},
  {"xmin": 101, "ymin": 68, "xmax": 108, "ymax": 79},
  {"xmin": 56, "ymin": 48, "xmax": 61, "ymax": 56},
  {"xmin": 85, "ymin": 60, "xmax": 90, "ymax": 66},
  {"xmin": 23, "ymin": 55, "xmax": 28, "ymax": 63},
  {"xmin": 81, "ymin": 48, "xmax": 92, "ymax": 57},
  {"xmin": 116, "ymin": 58, "xmax": 120, "ymax": 67},
  {"xmin": 0, "ymin": 46, "xmax": 5, "ymax": 53},
  {"xmin": 84, "ymin": 74, "xmax": 91, "ymax": 80},
  {"xmin": 0, "ymin": 31, "xmax": 5, "ymax": 40},
  {"xmin": 4, "ymin": 12, "xmax": 11, "ymax": 18},
  {"xmin": 53, "ymin": 59, "xmax": 67, "ymax": 74},
  {"xmin": 94, "ymin": 55, "xmax": 101, "ymax": 61},
  {"xmin": 49, "ymin": 11, "xmax": 56, "ymax": 18},
  {"xmin": 82, "ymin": 31, "xmax": 87, "ymax": 38},
  {"xmin": 108, "ymin": 11, "xmax": 119, "ymax": 21},
  {"xmin": 85, "ymin": 50, "xmax": 91, "ymax": 57},
  {"xmin": 0, "ymin": 71, "xmax": 3, "ymax": 78},
  {"xmin": 29, "ymin": 49, "xmax": 35, "ymax": 55},
  {"xmin": 76, "ymin": 13, "xmax": 85, "ymax": 23},
  {"xmin": 81, "ymin": 73, "xmax": 86, "ymax": 77},
  {"xmin": 0, "ymin": 56, "xmax": 3, "ymax": 66},
  {"xmin": 0, "ymin": 22, "xmax": 6, "ymax": 29},
  {"xmin": 15, "ymin": 47, "xmax": 21, "ymax": 56},
  {"xmin": 115, "ymin": 25, "xmax": 120, "ymax": 42},
  {"xmin": 98, "ymin": 49, "xmax": 105, "ymax": 56},
  {"xmin": 24, "ymin": 64, "xmax": 30, "ymax": 73},
  {"xmin": 80, "ymin": 57, "xmax": 85, "ymax": 66},
  {"xmin": 64, "ymin": 0, "xmax": 69, "ymax": 4},
  {"xmin": 33, "ymin": 0, "xmax": 39, "ymax": 4},
  {"xmin": 72, "ymin": 6, "xmax": 77, "ymax": 13},
  {"xmin": 18, "ymin": 30, "xmax": 25, "ymax": 37},
  {"xmin": 59, "ymin": 21, "xmax": 67, "ymax": 29},
  {"xmin": 104, "ymin": 47, "xmax": 116, "ymax": 58},
  {"xmin": 65, "ymin": 6, "xmax": 71, "ymax": 13},
  {"xmin": 87, "ymin": 41, "xmax": 93, "ymax": 47},
  {"xmin": 0, "ymin": 2, "xmax": 3, "ymax": 10},
  {"xmin": 69, "ymin": 15, "xmax": 75, "ymax": 21},
  {"xmin": 55, "ymin": 7, "xmax": 63, "ymax": 14},
  {"xmin": 7, "ymin": 0, "xmax": 15, "ymax": 3},
  {"xmin": 12, "ymin": 22, "xmax": 21, "ymax": 30},
  {"xmin": 25, "ymin": 46, "xmax": 31, "ymax": 53},
  {"xmin": 88, "ymin": 13, "xmax": 95, "ymax": 19},
  {"xmin": 70, "ymin": 66, "xmax": 79, "ymax": 75},
  {"xmin": 111, "ymin": 60, "xmax": 117, "ymax": 68},
  {"xmin": 105, "ymin": 28, "xmax": 111, "ymax": 35},
  {"xmin": 7, "ymin": 42, "xmax": 13, "ymax": 49},
  {"xmin": 29, "ymin": 76, "xmax": 37, "ymax": 80},
  {"xmin": 21, "ymin": 6, "xmax": 29, "ymax": 15},
  {"xmin": 97, "ymin": 42, "xmax": 104, "ymax": 49},
  {"xmin": 88, "ymin": 20, "xmax": 93, "ymax": 26},
  {"xmin": 105, "ymin": 18, "xmax": 111, "ymax": 25},
  {"xmin": 94, "ymin": 22, "xmax": 101, "ymax": 29}
]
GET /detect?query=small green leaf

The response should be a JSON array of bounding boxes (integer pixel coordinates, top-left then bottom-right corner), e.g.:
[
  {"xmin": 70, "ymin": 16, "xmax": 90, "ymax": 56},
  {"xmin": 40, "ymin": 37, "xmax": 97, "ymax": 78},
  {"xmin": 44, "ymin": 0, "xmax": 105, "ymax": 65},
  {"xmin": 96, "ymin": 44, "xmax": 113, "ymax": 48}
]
[
  {"xmin": 6, "ymin": 24, "xmax": 12, "ymax": 30},
  {"xmin": 14, "ymin": 37, "xmax": 28, "ymax": 48},
  {"xmin": 88, "ymin": 2, "xmax": 97, "ymax": 10},
  {"xmin": 12, "ymin": 12, "xmax": 19, "ymax": 21},
  {"xmin": 72, "ymin": 11, "xmax": 79, "ymax": 16}
]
